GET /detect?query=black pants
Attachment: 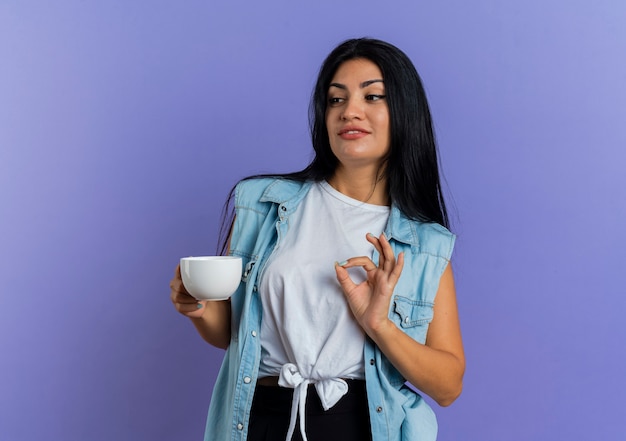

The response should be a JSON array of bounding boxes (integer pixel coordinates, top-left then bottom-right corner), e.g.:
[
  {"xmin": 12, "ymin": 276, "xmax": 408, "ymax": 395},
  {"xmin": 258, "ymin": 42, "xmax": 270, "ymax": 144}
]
[{"xmin": 248, "ymin": 380, "xmax": 373, "ymax": 441}]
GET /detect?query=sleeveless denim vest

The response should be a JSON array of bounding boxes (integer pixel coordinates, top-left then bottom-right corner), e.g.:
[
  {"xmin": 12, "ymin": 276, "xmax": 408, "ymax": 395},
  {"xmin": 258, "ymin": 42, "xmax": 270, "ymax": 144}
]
[{"xmin": 204, "ymin": 178, "xmax": 455, "ymax": 441}]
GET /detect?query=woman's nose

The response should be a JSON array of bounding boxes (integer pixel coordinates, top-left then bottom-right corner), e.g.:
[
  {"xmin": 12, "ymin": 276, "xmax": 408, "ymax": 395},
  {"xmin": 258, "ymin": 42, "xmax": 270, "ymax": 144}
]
[{"xmin": 341, "ymin": 98, "xmax": 364, "ymax": 120}]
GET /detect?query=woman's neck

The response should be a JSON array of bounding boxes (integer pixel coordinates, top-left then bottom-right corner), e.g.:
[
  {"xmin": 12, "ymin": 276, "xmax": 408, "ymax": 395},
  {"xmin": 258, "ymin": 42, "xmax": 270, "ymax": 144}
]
[{"xmin": 327, "ymin": 168, "xmax": 389, "ymax": 206}]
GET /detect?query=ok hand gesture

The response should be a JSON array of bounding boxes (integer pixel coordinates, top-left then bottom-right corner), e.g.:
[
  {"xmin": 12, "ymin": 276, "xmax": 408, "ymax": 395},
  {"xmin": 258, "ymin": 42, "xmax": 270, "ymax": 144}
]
[{"xmin": 334, "ymin": 233, "xmax": 404, "ymax": 335}]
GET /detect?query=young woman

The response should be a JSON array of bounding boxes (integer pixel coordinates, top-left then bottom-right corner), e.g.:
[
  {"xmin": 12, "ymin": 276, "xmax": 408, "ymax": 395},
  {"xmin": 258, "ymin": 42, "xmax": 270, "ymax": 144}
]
[{"xmin": 170, "ymin": 38, "xmax": 465, "ymax": 441}]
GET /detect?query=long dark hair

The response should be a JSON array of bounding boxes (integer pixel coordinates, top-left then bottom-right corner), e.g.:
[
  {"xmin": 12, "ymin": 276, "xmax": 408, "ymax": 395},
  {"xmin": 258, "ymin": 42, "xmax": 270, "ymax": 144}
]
[{"xmin": 218, "ymin": 38, "xmax": 450, "ymax": 254}]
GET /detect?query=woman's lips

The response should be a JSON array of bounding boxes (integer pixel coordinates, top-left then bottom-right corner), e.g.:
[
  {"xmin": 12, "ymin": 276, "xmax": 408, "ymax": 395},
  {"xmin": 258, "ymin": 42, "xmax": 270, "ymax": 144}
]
[{"xmin": 338, "ymin": 127, "xmax": 370, "ymax": 140}]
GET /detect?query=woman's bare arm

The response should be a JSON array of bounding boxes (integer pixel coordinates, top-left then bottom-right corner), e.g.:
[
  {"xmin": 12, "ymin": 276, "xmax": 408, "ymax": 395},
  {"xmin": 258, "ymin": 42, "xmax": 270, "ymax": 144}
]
[{"xmin": 170, "ymin": 264, "xmax": 232, "ymax": 349}]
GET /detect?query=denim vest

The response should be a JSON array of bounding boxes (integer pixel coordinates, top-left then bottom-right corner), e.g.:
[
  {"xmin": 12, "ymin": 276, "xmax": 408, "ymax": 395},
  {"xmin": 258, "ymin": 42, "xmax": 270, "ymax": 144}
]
[{"xmin": 204, "ymin": 178, "xmax": 455, "ymax": 441}]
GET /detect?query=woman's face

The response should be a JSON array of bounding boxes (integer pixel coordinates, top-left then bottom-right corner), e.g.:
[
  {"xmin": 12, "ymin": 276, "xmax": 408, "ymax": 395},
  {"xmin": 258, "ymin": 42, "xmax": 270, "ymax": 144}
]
[{"xmin": 325, "ymin": 58, "xmax": 390, "ymax": 171}]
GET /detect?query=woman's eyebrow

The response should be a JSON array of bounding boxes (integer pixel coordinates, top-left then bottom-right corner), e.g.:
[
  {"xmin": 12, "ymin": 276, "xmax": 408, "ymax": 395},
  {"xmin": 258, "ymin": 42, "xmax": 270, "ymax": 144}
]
[
  {"xmin": 329, "ymin": 79, "xmax": 384, "ymax": 90},
  {"xmin": 360, "ymin": 79, "xmax": 384, "ymax": 88}
]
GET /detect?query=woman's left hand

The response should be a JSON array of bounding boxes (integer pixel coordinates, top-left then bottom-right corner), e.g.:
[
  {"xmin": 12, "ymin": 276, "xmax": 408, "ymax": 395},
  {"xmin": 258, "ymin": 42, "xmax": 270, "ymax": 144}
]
[{"xmin": 334, "ymin": 232, "xmax": 403, "ymax": 335}]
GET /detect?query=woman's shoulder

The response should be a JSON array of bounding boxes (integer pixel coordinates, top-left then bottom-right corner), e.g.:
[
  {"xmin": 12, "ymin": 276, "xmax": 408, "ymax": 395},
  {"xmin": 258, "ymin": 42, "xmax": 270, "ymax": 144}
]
[
  {"xmin": 235, "ymin": 176, "xmax": 279, "ymax": 193},
  {"xmin": 394, "ymin": 214, "xmax": 455, "ymax": 261},
  {"xmin": 414, "ymin": 220, "xmax": 455, "ymax": 261},
  {"xmin": 235, "ymin": 177, "xmax": 310, "ymax": 206}
]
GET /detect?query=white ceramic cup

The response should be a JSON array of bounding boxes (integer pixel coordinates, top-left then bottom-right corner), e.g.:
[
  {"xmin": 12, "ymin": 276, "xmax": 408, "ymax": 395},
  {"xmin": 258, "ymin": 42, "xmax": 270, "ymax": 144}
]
[{"xmin": 180, "ymin": 256, "xmax": 242, "ymax": 301}]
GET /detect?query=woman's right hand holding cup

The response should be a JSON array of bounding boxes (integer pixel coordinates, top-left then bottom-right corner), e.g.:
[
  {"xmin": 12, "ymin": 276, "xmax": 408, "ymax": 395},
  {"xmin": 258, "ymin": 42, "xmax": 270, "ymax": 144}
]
[
  {"xmin": 169, "ymin": 262, "xmax": 233, "ymax": 349},
  {"xmin": 170, "ymin": 264, "xmax": 206, "ymax": 318}
]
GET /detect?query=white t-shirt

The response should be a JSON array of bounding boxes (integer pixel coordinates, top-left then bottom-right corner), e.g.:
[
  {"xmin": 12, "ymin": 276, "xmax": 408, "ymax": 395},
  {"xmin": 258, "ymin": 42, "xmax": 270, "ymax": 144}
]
[{"xmin": 258, "ymin": 180, "xmax": 389, "ymax": 439}]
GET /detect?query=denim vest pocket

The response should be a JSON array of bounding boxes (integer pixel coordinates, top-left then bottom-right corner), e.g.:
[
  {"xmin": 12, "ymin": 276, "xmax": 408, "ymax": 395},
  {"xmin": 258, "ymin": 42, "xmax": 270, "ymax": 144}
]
[
  {"xmin": 241, "ymin": 259, "xmax": 257, "ymax": 283},
  {"xmin": 391, "ymin": 296, "xmax": 434, "ymax": 344}
]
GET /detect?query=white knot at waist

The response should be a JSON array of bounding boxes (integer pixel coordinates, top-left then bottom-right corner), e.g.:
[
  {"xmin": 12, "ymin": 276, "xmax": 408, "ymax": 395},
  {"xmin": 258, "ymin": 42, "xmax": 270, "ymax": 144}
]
[{"xmin": 277, "ymin": 363, "xmax": 349, "ymax": 441}]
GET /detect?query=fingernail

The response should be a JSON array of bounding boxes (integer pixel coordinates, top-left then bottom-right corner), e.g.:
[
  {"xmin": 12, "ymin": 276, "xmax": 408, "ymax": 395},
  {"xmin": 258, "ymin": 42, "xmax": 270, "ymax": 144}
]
[
  {"xmin": 196, "ymin": 303, "xmax": 202, "ymax": 309},
  {"xmin": 337, "ymin": 260, "xmax": 348, "ymax": 266}
]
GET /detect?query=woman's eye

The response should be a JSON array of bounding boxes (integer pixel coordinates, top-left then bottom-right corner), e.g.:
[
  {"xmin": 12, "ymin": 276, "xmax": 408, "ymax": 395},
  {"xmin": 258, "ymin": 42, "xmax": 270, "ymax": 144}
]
[
  {"xmin": 328, "ymin": 97, "xmax": 345, "ymax": 105},
  {"xmin": 366, "ymin": 94, "xmax": 386, "ymax": 101}
]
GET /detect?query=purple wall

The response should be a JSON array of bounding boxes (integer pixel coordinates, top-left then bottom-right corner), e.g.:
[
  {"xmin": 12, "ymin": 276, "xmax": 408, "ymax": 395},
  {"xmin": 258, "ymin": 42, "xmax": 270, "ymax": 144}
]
[{"xmin": 1, "ymin": 1, "xmax": 625, "ymax": 440}]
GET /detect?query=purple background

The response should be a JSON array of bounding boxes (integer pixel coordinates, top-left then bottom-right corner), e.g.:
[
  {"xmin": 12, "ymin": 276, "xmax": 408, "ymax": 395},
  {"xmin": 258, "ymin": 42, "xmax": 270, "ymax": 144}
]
[{"xmin": 1, "ymin": 1, "xmax": 625, "ymax": 440}]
